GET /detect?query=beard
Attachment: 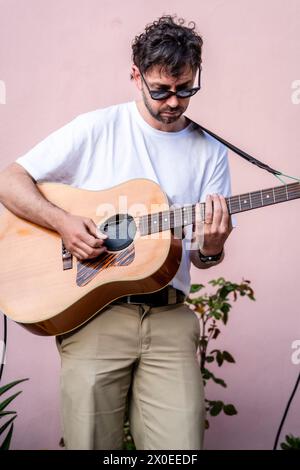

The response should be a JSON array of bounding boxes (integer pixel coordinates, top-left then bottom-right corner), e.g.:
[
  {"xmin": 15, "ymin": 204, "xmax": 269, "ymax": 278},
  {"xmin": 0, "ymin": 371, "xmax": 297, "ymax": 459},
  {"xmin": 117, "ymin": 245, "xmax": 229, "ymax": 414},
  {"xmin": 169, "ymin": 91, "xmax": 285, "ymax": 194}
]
[{"xmin": 142, "ymin": 90, "xmax": 185, "ymax": 124}]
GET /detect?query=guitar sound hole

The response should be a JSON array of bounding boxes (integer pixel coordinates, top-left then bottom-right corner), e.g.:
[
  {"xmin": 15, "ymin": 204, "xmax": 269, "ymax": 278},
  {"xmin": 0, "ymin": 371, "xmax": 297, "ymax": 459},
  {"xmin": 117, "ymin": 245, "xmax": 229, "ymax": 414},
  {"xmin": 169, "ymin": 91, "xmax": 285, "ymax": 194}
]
[{"xmin": 99, "ymin": 214, "xmax": 136, "ymax": 252}]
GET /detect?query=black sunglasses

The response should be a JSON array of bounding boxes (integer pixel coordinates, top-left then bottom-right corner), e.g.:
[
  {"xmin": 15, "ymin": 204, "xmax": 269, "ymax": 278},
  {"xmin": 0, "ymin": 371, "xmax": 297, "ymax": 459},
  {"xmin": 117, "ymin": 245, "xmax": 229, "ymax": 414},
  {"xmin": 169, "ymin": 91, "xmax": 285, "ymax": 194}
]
[{"xmin": 140, "ymin": 68, "xmax": 201, "ymax": 101}]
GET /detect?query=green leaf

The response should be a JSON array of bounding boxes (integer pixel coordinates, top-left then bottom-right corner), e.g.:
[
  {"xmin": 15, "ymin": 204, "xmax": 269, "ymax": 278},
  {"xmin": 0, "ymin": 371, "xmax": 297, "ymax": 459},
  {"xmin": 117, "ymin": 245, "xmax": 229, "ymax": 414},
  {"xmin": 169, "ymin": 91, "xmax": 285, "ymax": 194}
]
[
  {"xmin": 0, "ymin": 415, "xmax": 17, "ymax": 437},
  {"xmin": 201, "ymin": 368, "xmax": 213, "ymax": 380},
  {"xmin": 212, "ymin": 377, "xmax": 227, "ymax": 388},
  {"xmin": 283, "ymin": 434, "xmax": 300, "ymax": 449},
  {"xmin": 0, "ymin": 411, "xmax": 17, "ymax": 419},
  {"xmin": 286, "ymin": 434, "xmax": 295, "ymax": 445},
  {"xmin": 280, "ymin": 443, "xmax": 289, "ymax": 450},
  {"xmin": 223, "ymin": 351, "xmax": 235, "ymax": 363},
  {"xmin": 190, "ymin": 284, "xmax": 204, "ymax": 293},
  {"xmin": 205, "ymin": 356, "xmax": 214, "ymax": 363},
  {"xmin": 212, "ymin": 328, "xmax": 221, "ymax": 340},
  {"xmin": 222, "ymin": 311, "xmax": 228, "ymax": 325},
  {"xmin": 212, "ymin": 312, "xmax": 222, "ymax": 320},
  {"xmin": 209, "ymin": 277, "xmax": 226, "ymax": 287},
  {"xmin": 210, "ymin": 401, "xmax": 224, "ymax": 416},
  {"xmin": 220, "ymin": 303, "xmax": 230, "ymax": 314},
  {"xmin": 0, "ymin": 422, "xmax": 14, "ymax": 450},
  {"xmin": 0, "ymin": 391, "xmax": 22, "ymax": 413},
  {"xmin": 216, "ymin": 351, "xmax": 224, "ymax": 367},
  {"xmin": 0, "ymin": 379, "xmax": 28, "ymax": 397},
  {"xmin": 205, "ymin": 398, "xmax": 215, "ymax": 405},
  {"xmin": 223, "ymin": 404, "xmax": 238, "ymax": 416}
]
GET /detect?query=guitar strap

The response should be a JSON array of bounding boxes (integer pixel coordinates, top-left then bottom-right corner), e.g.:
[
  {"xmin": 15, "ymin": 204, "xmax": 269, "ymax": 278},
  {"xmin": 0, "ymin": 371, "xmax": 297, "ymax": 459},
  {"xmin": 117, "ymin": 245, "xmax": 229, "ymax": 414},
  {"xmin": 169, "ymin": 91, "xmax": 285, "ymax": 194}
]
[{"xmin": 197, "ymin": 123, "xmax": 282, "ymax": 176}]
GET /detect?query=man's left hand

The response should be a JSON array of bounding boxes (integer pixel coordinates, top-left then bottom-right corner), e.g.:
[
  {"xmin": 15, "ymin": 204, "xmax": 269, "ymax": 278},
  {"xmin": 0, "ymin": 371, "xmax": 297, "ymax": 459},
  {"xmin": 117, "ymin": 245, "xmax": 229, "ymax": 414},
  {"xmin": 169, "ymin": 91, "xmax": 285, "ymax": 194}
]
[{"xmin": 192, "ymin": 193, "xmax": 233, "ymax": 256}]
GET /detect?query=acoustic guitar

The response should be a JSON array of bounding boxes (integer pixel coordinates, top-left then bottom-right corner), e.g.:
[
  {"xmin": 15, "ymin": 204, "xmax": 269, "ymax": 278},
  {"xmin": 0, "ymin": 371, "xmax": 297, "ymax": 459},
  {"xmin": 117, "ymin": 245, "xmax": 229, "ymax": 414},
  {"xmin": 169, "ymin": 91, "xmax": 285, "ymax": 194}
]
[{"xmin": 0, "ymin": 178, "xmax": 299, "ymax": 336}]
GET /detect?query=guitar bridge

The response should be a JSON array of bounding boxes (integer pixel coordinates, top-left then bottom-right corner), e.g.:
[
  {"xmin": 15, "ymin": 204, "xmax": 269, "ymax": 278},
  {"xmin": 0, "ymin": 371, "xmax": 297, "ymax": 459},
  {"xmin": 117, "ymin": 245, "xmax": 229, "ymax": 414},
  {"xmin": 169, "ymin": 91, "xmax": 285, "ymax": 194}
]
[{"xmin": 62, "ymin": 241, "xmax": 73, "ymax": 270}]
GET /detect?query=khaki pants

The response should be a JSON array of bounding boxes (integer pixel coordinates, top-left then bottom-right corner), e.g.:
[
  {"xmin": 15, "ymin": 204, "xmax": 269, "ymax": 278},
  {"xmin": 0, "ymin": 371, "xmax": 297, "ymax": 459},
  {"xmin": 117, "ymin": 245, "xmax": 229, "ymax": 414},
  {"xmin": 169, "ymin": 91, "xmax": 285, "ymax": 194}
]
[{"xmin": 56, "ymin": 301, "xmax": 205, "ymax": 450}]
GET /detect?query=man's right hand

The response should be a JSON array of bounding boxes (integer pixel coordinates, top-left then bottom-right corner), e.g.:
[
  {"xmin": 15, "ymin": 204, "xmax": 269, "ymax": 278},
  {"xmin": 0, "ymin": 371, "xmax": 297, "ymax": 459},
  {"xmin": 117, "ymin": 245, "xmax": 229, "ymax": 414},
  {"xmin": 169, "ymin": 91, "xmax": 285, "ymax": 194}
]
[{"xmin": 57, "ymin": 214, "xmax": 108, "ymax": 261}]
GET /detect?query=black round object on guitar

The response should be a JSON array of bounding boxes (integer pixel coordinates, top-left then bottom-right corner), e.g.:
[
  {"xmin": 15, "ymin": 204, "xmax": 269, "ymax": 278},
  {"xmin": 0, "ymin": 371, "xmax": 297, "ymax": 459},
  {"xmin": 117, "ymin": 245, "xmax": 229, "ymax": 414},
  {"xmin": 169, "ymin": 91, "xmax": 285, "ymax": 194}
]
[{"xmin": 99, "ymin": 213, "xmax": 136, "ymax": 251}]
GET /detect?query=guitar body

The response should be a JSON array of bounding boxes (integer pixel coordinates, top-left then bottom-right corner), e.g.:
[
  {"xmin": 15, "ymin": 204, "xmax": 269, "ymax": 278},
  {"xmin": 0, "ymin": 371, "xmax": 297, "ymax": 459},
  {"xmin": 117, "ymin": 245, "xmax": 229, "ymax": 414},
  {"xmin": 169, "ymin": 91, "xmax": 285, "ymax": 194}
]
[{"xmin": 0, "ymin": 179, "xmax": 182, "ymax": 336}]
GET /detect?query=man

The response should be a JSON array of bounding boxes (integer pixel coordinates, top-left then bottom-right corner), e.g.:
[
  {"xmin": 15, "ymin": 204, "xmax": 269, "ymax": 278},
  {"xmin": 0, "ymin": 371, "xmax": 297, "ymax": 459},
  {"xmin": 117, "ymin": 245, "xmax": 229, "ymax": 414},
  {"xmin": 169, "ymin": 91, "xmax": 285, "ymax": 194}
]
[{"xmin": 0, "ymin": 15, "xmax": 233, "ymax": 449}]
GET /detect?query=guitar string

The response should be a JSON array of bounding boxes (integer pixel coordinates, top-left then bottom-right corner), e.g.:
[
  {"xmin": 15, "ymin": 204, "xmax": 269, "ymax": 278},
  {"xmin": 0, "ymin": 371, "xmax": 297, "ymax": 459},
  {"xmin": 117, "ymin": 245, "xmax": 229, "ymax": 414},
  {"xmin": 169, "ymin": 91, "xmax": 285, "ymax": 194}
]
[{"xmin": 137, "ymin": 186, "xmax": 300, "ymax": 235}]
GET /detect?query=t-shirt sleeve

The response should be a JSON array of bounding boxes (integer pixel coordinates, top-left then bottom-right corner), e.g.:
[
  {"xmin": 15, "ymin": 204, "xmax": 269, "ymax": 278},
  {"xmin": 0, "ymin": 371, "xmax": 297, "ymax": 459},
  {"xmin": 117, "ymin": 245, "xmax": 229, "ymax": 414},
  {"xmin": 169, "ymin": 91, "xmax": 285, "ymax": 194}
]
[
  {"xmin": 15, "ymin": 114, "xmax": 88, "ymax": 185},
  {"xmin": 200, "ymin": 145, "xmax": 232, "ymax": 201},
  {"xmin": 200, "ymin": 144, "xmax": 237, "ymax": 227}
]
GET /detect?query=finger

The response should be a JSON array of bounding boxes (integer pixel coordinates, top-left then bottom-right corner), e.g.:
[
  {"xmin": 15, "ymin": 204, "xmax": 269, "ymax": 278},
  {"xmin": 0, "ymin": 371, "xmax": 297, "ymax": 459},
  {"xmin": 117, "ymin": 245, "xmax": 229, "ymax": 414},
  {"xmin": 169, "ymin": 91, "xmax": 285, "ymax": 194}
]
[
  {"xmin": 195, "ymin": 202, "xmax": 204, "ymax": 249},
  {"xmin": 219, "ymin": 195, "xmax": 230, "ymax": 230},
  {"xmin": 85, "ymin": 218, "xmax": 108, "ymax": 240},
  {"xmin": 73, "ymin": 247, "xmax": 89, "ymax": 261},
  {"xmin": 79, "ymin": 231, "xmax": 107, "ymax": 249},
  {"xmin": 211, "ymin": 194, "xmax": 222, "ymax": 229},
  {"xmin": 204, "ymin": 195, "xmax": 213, "ymax": 224},
  {"xmin": 87, "ymin": 246, "xmax": 108, "ymax": 259},
  {"xmin": 75, "ymin": 240, "xmax": 108, "ymax": 259}
]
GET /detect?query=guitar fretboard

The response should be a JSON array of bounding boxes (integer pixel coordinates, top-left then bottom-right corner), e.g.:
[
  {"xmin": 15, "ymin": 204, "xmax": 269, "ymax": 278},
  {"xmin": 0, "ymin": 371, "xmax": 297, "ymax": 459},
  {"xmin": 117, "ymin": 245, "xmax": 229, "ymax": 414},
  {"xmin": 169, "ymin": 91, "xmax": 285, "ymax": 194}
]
[{"xmin": 139, "ymin": 182, "xmax": 300, "ymax": 236}]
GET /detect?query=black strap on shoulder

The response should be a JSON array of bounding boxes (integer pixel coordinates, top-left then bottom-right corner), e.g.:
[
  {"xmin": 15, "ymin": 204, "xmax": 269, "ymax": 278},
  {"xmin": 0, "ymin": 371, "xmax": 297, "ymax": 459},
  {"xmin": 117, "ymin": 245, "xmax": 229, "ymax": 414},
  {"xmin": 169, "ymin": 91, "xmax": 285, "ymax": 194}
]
[{"xmin": 198, "ymin": 123, "xmax": 282, "ymax": 176}]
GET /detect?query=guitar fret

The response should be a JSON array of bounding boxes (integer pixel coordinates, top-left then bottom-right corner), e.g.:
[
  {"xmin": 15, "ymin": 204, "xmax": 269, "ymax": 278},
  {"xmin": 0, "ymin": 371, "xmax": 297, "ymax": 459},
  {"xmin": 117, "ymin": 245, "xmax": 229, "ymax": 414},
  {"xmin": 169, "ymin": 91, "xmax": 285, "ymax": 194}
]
[
  {"xmin": 201, "ymin": 203, "xmax": 205, "ymax": 222},
  {"xmin": 140, "ymin": 215, "xmax": 146, "ymax": 236},
  {"xmin": 178, "ymin": 207, "xmax": 183, "ymax": 227},
  {"xmin": 182, "ymin": 206, "xmax": 188, "ymax": 225},
  {"xmin": 152, "ymin": 213, "xmax": 158, "ymax": 233},
  {"xmin": 173, "ymin": 208, "xmax": 179, "ymax": 228},
  {"xmin": 251, "ymin": 191, "xmax": 261, "ymax": 209},
  {"xmin": 262, "ymin": 189, "xmax": 273, "ymax": 206},
  {"xmin": 163, "ymin": 212, "xmax": 170, "ymax": 230}
]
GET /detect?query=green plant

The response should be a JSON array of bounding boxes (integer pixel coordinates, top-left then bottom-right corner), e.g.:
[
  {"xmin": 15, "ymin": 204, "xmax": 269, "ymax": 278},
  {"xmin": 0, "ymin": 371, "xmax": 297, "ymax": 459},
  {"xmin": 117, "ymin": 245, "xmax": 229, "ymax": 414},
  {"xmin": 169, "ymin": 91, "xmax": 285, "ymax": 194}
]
[
  {"xmin": 186, "ymin": 277, "xmax": 255, "ymax": 428},
  {"xmin": 280, "ymin": 434, "xmax": 300, "ymax": 450},
  {"xmin": 0, "ymin": 378, "xmax": 28, "ymax": 449}
]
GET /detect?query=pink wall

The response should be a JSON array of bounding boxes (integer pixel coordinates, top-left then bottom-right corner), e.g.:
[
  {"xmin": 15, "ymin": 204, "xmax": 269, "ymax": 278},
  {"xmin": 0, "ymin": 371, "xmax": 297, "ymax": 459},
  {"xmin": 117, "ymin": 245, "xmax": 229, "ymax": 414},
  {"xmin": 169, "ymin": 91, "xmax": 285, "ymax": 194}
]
[{"xmin": 0, "ymin": 0, "xmax": 299, "ymax": 450}]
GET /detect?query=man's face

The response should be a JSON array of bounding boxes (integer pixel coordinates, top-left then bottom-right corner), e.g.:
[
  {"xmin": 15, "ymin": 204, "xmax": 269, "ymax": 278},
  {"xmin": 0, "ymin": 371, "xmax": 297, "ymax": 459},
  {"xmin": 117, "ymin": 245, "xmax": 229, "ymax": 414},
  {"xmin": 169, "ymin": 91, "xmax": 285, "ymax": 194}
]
[{"xmin": 139, "ymin": 65, "xmax": 196, "ymax": 125}]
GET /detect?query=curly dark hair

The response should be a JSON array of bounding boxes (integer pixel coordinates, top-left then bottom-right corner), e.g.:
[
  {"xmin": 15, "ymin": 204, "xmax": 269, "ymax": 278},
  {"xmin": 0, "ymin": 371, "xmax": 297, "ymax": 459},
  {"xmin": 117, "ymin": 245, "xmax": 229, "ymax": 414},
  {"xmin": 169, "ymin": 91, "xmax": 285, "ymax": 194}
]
[{"xmin": 131, "ymin": 15, "xmax": 203, "ymax": 78}]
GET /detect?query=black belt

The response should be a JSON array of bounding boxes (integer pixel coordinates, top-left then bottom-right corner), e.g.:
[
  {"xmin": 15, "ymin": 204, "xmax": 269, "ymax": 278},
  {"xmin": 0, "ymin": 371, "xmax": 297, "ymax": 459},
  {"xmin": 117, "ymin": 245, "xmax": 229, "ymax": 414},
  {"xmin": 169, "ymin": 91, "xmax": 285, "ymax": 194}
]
[{"xmin": 114, "ymin": 286, "xmax": 186, "ymax": 307}]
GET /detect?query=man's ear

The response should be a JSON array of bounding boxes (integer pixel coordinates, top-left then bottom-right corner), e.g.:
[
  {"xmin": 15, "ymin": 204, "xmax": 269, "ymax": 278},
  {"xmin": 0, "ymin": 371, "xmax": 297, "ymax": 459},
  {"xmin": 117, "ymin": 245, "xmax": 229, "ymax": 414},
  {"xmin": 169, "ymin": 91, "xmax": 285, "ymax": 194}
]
[{"xmin": 131, "ymin": 65, "xmax": 142, "ymax": 91}]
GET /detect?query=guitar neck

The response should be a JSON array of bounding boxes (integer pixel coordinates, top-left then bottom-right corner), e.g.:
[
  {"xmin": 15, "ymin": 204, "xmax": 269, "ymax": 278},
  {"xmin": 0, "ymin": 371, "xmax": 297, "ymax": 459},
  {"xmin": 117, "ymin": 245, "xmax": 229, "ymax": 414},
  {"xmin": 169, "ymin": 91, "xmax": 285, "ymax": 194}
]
[
  {"xmin": 139, "ymin": 182, "xmax": 300, "ymax": 235},
  {"xmin": 223, "ymin": 181, "xmax": 300, "ymax": 215}
]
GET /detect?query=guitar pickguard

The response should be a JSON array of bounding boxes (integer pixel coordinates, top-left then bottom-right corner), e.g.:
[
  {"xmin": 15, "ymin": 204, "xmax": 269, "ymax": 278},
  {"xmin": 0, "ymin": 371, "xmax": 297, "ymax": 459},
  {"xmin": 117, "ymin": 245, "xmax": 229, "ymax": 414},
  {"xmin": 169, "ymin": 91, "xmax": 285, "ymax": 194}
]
[{"xmin": 76, "ymin": 243, "xmax": 135, "ymax": 287}]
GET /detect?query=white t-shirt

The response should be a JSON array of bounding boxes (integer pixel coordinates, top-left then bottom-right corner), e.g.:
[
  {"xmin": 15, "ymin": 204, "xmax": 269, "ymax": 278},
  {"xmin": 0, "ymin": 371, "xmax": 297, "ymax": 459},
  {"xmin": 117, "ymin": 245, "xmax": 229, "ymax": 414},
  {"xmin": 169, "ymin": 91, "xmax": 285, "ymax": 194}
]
[{"xmin": 16, "ymin": 101, "xmax": 232, "ymax": 295}]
